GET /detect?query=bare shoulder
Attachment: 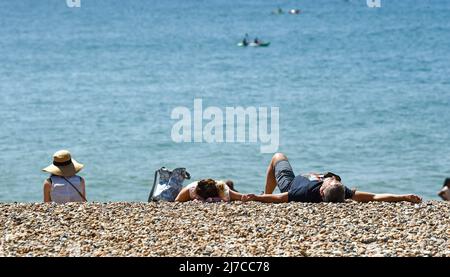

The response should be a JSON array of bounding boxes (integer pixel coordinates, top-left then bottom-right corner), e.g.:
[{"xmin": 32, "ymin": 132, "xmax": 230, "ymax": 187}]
[{"xmin": 43, "ymin": 178, "xmax": 52, "ymax": 187}]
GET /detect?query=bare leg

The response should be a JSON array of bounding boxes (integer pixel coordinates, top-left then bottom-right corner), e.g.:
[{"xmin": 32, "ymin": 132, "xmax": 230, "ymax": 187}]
[{"xmin": 265, "ymin": 153, "xmax": 288, "ymax": 194}]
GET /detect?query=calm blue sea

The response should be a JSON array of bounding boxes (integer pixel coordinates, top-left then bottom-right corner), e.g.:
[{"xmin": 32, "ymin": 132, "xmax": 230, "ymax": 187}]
[{"xmin": 0, "ymin": 0, "xmax": 449, "ymax": 202}]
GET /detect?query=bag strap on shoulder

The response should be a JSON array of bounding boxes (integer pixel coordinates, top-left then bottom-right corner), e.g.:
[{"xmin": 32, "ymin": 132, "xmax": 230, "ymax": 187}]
[{"xmin": 62, "ymin": 176, "xmax": 87, "ymax": 202}]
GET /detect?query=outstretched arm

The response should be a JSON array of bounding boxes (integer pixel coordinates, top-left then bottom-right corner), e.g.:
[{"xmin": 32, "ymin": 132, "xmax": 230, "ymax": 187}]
[
  {"xmin": 242, "ymin": 192, "xmax": 289, "ymax": 203},
  {"xmin": 352, "ymin": 191, "xmax": 422, "ymax": 203},
  {"xmin": 229, "ymin": 190, "xmax": 248, "ymax": 201}
]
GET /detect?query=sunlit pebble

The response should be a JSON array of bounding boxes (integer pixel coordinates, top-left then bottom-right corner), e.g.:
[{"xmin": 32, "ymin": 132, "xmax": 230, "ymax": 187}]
[{"xmin": 0, "ymin": 201, "xmax": 448, "ymax": 256}]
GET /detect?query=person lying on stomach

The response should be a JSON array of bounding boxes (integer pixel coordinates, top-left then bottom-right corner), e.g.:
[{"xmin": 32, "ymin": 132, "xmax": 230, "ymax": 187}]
[{"xmin": 175, "ymin": 179, "xmax": 245, "ymax": 202}]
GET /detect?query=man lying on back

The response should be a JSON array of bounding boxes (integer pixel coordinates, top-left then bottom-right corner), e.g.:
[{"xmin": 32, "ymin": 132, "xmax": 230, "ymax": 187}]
[{"xmin": 243, "ymin": 153, "xmax": 422, "ymax": 203}]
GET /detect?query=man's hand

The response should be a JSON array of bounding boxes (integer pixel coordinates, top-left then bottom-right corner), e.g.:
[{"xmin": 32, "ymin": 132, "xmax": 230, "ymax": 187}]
[
  {"xmin": 241, "ymin": 192, "xmax": 289, "ymax": 203},
  {"xmin": 403, "ymin": 194, "xmax": 422, "ymax": 203}
]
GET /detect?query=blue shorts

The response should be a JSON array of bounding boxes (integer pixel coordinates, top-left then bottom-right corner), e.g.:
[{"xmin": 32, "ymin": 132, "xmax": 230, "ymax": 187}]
[{"xmin": 274, "ymin": 160, "xmax": 295, "ymax": 193}]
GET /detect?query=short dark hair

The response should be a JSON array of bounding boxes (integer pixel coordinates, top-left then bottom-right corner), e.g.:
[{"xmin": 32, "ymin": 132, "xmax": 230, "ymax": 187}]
[{"xmin": 322, "ymin": 182, "xmax": 345, "ymax": 203}]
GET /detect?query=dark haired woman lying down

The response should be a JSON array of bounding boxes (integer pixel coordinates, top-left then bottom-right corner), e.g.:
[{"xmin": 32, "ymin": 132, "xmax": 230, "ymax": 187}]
[{"xmin": 175, "ymin": 179, "xmax": 245, "ymax": 202}]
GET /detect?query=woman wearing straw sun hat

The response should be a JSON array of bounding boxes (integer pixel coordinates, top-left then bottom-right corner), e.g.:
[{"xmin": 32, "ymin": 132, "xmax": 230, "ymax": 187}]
[{"xmin": 42, "ymin": 150, "xmax": 87, "ymax": 203}]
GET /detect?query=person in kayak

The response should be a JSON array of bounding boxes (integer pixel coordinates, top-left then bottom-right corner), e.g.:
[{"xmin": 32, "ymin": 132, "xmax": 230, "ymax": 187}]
[
  {"xmin": 242, "ymin": 152, "xmax": 422, "ymax": 204},
  {"xmin": 254, "ymin": 38, "xmax": 260, "ymax": 45},
  {"xmin": 241, "ymin": 33, "xmax": 249, "ymax": 46}
]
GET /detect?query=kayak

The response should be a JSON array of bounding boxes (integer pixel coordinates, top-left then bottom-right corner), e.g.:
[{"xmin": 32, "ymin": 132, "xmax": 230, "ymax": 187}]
[
  {"xmin": 250, "ymin": 42, "xmax": 270, "ymax": 47},
  {"xmin": 289, "ymin": 9, "xmax": 301, "ymax": 14},
  {"xmin": 237, "ymin": 42, "xmax": 270, "ymax": 47}
]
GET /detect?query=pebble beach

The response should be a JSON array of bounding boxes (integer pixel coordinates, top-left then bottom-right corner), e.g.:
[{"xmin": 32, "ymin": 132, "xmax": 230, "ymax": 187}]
[{"xmin": 0, "ymin": 201, "xmax": 449, "ymax": 257}]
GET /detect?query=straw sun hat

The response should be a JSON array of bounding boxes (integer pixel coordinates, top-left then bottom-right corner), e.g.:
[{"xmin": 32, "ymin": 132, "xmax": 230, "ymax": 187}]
[{"xmin": 42, "ymin": 150, "xmax": 84, "ymax": 177}]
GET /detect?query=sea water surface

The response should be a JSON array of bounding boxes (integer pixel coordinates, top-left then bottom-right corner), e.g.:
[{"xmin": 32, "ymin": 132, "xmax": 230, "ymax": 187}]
[{"xmin": 0, "ymin": 0, "xmax": 449, "ymax": 202}]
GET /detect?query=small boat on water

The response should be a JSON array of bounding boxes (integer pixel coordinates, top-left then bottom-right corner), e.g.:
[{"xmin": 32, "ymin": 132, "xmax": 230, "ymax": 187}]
[
  {"xmin": 271, "ymin": 7, "xmax": 301, "ymax": 15},
  {"xmin": 271, "ymin": 8, "xmax": 284, "ymax": 15},
  {"xmin": 249, "ymin": 42, "xmax": 270, "ymax": 47},
  {"xmin": 237, "ymin": 41, "xmax": 270, "ymax": 47}
]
